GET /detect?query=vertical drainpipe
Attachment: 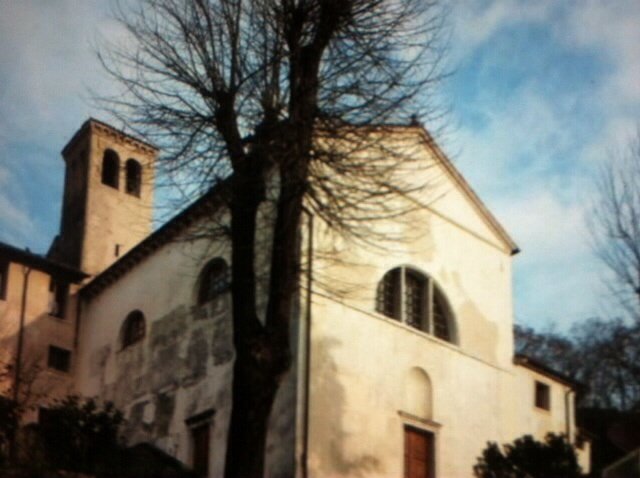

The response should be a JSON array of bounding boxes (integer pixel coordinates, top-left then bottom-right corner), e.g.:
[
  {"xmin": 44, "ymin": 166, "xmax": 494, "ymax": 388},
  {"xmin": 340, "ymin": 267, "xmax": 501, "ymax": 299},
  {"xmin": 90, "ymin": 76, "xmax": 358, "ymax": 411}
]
[
  {"xmin": 565, "ymin": 389, "xmax": 573, "ymax": 442},
  {"xmin": 13, "ymin": 265, "xmax": 32, "ymax": 403},
  {"xmin": 301, "ymin": 210, "xmax": 314, "ymax": 478},
  {"xmin": 73, "ymin": 287, "xmax": 82, "ymax": 349}
]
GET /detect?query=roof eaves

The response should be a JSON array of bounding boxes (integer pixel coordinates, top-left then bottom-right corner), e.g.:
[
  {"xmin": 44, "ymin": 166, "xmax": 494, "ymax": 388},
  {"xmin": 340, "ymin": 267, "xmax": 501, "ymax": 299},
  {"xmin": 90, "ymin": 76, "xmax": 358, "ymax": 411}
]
[
  {"xmin": 514, "ymin": 353, "xmax": 584, "ymax": 390},
  {"xmin": 0, "ymin": 242, "xmax": 88, "ymax": 282}
]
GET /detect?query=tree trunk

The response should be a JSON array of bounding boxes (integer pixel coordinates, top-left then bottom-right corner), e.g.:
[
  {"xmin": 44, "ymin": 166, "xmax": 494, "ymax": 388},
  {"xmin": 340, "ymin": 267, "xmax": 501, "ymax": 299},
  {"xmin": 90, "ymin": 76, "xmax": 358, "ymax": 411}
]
[{"xmin": 224, "ymin": 343, "xmax": 281, "ymax": 478}]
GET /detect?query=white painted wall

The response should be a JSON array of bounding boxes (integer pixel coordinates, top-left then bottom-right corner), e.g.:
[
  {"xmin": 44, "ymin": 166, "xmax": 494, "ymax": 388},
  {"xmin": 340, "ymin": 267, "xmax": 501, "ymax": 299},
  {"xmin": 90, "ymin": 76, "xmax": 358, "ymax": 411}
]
[{"xmin": 304, "ymin": 131, "xmax": 587, "ymax": 476}]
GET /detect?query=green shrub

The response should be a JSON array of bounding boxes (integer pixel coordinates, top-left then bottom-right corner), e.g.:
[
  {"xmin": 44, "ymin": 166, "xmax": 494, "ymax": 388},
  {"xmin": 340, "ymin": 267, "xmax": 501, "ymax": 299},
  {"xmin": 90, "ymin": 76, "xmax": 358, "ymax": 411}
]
[{"xmin": 474, "ymin": 433, "xmax": 583, "ymax": 478}]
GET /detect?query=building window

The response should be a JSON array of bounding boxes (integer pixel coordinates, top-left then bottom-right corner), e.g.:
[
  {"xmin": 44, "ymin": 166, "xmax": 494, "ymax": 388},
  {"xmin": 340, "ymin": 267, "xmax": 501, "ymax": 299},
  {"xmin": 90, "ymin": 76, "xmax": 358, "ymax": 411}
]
[
  {"xmin": 197, "ymin": 258, "xmax": 230, "ymax": 305},
  {"xmin": 535, "ymin": 381, "xmax": 550, "ymax": 410},
  {"xmin": 102, "ymin": 149, "xmax": 120, "ymax": 189},
  {"xmin": 48, "ymin": 278, "xmax": 69, "ymax": 319},
  {"xmin": 125, "ymin": 159, "xmax": 142, "ymax": 197},
  {"xmin": 376, "ymin": 267, "xmax": 455, "ymax": 343},
  {"xmin": 0, "ymin": 261, "xmax": 8, "ymax": 300},
  {"xmin": 48, "ymin": 346, "xmax": 71, "ymax": 372},
  {"xmin": 121, "ymin": 310, "xmax": 146, "ymax": 348}
]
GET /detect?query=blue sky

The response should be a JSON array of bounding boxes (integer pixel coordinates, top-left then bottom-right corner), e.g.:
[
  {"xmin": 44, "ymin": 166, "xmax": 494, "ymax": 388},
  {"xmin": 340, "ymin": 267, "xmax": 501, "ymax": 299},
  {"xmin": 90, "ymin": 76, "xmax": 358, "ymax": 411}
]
[{"xmin": 1, "ymin": 1, "xmax": 639, "ymax": 331}]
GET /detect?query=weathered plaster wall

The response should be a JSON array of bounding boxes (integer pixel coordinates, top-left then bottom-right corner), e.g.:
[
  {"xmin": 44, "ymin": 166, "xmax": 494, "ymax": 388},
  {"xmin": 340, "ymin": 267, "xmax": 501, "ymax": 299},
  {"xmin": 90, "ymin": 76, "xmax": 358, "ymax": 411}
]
[
  {"xmin": 304, "ymin": 135, "xmax": 581, "ymax": 477},
  {"xmin": 75, "ymin": 234, "xmax": 298, "ymax": 477}
]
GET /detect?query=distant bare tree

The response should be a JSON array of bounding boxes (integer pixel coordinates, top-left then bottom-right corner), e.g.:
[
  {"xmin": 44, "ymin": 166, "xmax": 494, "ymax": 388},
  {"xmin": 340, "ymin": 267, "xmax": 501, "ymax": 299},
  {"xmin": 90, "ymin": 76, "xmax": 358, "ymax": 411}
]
[
  {"xmin": 98, "ymin": 1, "xmax": 448, "ymax": 475},
  {"xmin": 515, "ymin": 319, "xmax": 640, "ymax": 411},
  {"xmin": 592, "ymin": 130, "xmax": 640, "ymax": 320}
]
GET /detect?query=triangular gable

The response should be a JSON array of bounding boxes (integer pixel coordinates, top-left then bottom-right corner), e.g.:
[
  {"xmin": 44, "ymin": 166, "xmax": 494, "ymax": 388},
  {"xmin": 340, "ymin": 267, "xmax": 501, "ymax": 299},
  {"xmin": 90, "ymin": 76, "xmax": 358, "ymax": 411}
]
[{"xmin": 416, "ymin": 127, "xmax": 519, "ymax": 255}]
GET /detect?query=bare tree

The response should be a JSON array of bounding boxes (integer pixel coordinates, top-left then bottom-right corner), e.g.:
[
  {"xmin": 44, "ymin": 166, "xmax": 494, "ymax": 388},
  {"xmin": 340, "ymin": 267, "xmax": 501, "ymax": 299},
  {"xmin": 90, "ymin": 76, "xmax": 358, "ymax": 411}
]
[
  {"xmin": 516, "ymin": 320, "xmax": 640, "ymax": 411},
  {"xmin": 98, "ymin": 1, "xmax": 447, "ymax": 475},
  {"xmin": 592, "ymin": 130, "xmax": 640, "ymax": 320}
]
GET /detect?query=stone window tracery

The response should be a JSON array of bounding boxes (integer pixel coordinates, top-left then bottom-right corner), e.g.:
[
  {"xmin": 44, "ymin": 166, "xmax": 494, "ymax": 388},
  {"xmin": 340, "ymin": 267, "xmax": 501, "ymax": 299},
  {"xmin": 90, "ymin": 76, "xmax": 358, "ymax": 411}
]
[{"xmin": 375, "ymin": 266, "xmax": 456, "ymax": 343}]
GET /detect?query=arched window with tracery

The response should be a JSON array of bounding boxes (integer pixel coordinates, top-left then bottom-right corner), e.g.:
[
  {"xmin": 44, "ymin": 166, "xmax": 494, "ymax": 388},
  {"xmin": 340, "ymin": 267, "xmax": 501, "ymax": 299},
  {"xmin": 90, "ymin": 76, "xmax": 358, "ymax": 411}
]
[
  {"xmin": 102, "ymin": 149, "xmax": 120, "ymax": 189},
  {"xmin": 125, "ymin": 158, "xmax": 142, "ymax": 197},
  {"xmin": 197, "ymin": 258, "xmax": 230, "ymax": 305},
  {"xmin": 375, "ymin": 266, "xmax": 456, "ymax": 343},
  {"xmin": 121, "ymin": 310, "xmax": 145, "ymax": 348}
]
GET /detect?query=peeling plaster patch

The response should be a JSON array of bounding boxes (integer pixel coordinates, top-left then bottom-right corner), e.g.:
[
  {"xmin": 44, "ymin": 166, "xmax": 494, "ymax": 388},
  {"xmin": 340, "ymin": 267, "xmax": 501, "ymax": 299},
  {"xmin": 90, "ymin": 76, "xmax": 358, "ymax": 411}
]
[
  {"xmin": 191, "ymin": 304, "xmax": 209, "ymax": 321},
  {"xmin": 89, "ymin": 344, "xmax": 111, "ymax": 376},
  {"xmin": 150, "ymin": 305, "xmax": 189, "ymax": 348},
  {"xmin": 191, "ymin": 294, "xmax": 229, "ymax": 321},
  {"xmin": 184, "ymin": 329, "xmax": 208, "ymax": 383},
  {"xmin": 154, "ymin": 392, "xmax": 175, "ymax": 437},
  {"xmin": 211, "ymin": 312, "xmax": 234, "ymax": 365},
  {"xmin": 126, "ymin": 400, "xmax": 153, "ymax": 443},
  {"xmin": 143, "ymin": 400, "xmax": 156, "ymax": 424},
  {"xmin": 210, "ymin": 294, "xmax": 229, "ymax": 319},
  {"xmin": 151, "ymin": 342, "xmax": 181, "ymax": 390}
]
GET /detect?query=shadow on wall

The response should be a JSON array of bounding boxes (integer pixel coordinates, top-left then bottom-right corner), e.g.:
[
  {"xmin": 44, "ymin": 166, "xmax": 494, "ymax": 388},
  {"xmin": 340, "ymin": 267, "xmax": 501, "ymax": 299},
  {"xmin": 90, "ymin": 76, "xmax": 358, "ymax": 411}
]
[
  {"xmin": 312, "ymin": 336, "xmax": 381, "ymax": 477},
  {"xmin": 0, "ymin": 311, "xmax": 75, "ymax": 410},
  {"xmin": 457, "ymin": 299, "xmax": 499, "ymax": 364}
]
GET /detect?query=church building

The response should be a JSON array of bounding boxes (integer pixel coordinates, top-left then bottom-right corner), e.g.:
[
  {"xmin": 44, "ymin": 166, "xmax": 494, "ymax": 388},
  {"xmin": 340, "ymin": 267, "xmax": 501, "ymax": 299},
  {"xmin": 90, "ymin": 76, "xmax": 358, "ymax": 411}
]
[{"xmin": 0, "ymin": 119, "xmax": 590, "ymax": 477}]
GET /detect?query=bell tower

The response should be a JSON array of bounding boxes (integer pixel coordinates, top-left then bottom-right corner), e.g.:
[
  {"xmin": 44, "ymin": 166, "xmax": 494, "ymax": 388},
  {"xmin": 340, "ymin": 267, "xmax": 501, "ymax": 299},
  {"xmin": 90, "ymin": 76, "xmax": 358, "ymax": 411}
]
[{"xmin": 50, "ymin": 119, "xmax": 157, "ymax": 276}]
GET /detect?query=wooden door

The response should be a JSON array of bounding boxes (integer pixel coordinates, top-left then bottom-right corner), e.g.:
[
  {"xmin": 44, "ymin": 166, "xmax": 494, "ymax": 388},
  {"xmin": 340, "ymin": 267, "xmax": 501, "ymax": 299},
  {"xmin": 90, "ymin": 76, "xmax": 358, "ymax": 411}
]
[
  {"xmin": 404, "ymin": 426, "xmax": 435, "ymax": 478},
  {"xmin": 192, "ymin": 424, "xmax": 210, "ymax": 477}
]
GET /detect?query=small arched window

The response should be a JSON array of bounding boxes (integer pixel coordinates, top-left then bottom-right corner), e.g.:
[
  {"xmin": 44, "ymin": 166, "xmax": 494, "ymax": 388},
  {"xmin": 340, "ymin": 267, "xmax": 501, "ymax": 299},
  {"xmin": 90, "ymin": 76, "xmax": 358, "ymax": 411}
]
[
  {"xmin": 125, "ymin": 159, "xmax": 142, "ymax": 197},
  {"xmin": 198, "ymin": 258, "xmax": 230, "ymax": 305},
  {"xmin": 102, "ymin": 149, "xmax": 120, "ymax": 189},
  {"xmin": 122, "ymin": 310, "xmax": 145, "ymax": 348},
  {"xmin": 375, "ymin": 267, "xmax": 456, "ymax": 343}
]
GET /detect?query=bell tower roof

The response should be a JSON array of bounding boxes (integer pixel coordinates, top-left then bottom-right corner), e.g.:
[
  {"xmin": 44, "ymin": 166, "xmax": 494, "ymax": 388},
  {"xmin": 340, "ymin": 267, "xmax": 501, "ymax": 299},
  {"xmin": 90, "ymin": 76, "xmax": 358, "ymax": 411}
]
[{"xmin": 61, "ymin": 118, "xmax": 158, "ymax": 159}]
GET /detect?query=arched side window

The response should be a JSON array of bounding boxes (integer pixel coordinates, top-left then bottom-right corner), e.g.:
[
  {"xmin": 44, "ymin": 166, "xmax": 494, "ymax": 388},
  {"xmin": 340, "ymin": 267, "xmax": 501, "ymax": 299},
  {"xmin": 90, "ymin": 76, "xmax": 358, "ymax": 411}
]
[
  {"xmin": 125, "ymin": 159, "xmax": 142, "ymax": 197},
  {"xmin": 375, "ymin": 266, "xmax": 456, "ymax": 344},
  {"xmin": 198, "ymin": 258, "xmax": 230, "ymax": 305},
  {"xmin": 122, "ymin": 310, "xmax": 145, "ymax": 348},
  {"xmin": 102, "ymin": 149, "xmax": 120, "ymax": 189}
]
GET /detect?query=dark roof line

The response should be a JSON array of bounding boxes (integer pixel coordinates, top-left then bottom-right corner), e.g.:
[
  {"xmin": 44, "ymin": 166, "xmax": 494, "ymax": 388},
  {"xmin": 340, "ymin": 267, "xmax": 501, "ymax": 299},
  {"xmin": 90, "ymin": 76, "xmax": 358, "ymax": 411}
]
[
  {"xmin": 0, "ymin": 241, "xmax": 87, "ymax": 282},
  {"xmin": 80, "ymin": 182, "xmax": 228, "ymax": 298},
  {"xmin": 514, "ymin": 353, "xmax": 585, "ymax": 390}
]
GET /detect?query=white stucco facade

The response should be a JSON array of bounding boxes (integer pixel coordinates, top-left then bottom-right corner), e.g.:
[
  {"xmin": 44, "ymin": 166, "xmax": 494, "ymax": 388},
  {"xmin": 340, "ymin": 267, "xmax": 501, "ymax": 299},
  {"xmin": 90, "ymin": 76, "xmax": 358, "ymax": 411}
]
[{"xmin": 302, "ymin": 130, "xmax": 585, "ymax": 476}]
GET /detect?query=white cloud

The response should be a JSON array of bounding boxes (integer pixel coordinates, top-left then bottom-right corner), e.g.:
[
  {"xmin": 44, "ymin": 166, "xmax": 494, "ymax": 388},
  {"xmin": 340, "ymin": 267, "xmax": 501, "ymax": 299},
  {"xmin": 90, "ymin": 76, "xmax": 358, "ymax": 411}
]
[
  {"xmin": 500, "ymin": 188, "xmax": 608, "ymax": 328},
  {"xmin": 447, "ymin": 0, "xmax": 555, "ymax": 64},
  {"xmin": 562, "ymin": 0, "xmax": 640, "ymax": 105}
]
